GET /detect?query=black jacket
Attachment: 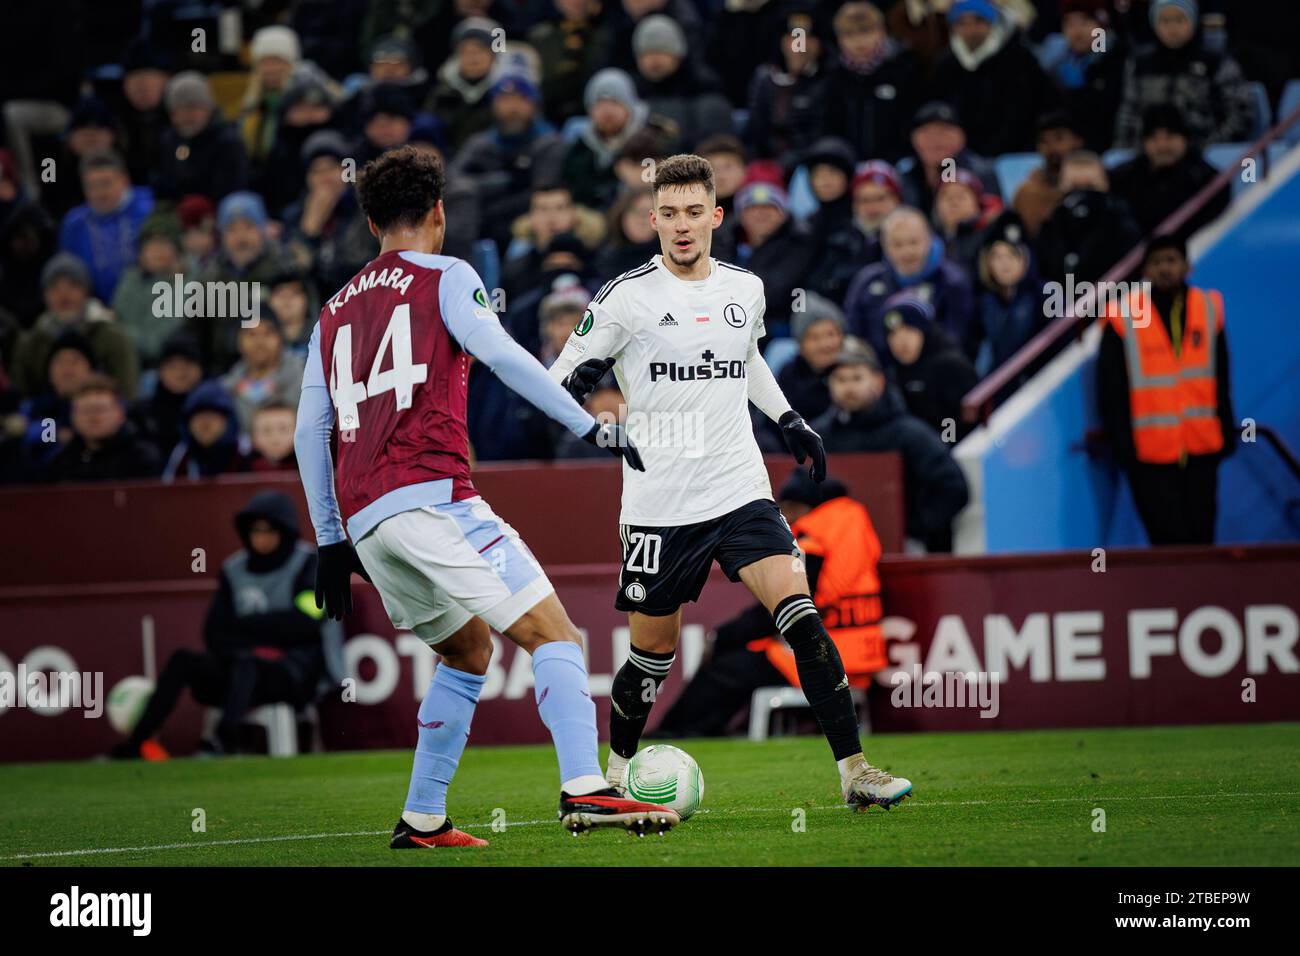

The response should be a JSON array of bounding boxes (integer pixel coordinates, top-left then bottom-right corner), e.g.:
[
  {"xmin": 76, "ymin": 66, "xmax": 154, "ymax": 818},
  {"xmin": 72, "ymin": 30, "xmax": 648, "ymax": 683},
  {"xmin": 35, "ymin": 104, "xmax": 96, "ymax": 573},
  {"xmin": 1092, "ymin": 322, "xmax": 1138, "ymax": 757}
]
[
  {"xmin": 812, "ymin": 385, "xmax": 969, "ymax": 551},
  {"xmin": 889, "ymin": 328, "xmax": 979, "ymax": 442},
  {"xmin": 1108, "ymin": 152, "xmax": 1231, "ymax": 240},
  {"xmin": 930, "ymin": 32, "xmax": 1058, "ymax": 156},
  {"xmin": 45, "ymin": 421, "xmax": 161, "ymax": 483},
  {"xmin": 820, "ymin": 48, "xmax": 920, "ymax": 163},
  {"xmin": 1036, "ymin": 189, "xmax": 1143, "ymax": 285},
  {"xmin": 741, "ymin": 217, "xmax": 819, "ymax": 327},
  {"xmin": 153, "ymin": 118, "xmax": 250, "ymax": 203}
]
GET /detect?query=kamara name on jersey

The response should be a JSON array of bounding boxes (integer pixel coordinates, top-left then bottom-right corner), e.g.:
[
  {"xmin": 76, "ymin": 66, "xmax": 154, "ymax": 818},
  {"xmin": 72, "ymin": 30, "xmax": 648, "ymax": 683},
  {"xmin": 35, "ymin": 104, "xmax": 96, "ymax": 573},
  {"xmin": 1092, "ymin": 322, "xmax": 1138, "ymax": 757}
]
[
  {"xmin": 327, "ymin": 266, "xmax": 415, "ymax": 314},
  {"xmin": 649, "ymin": 350, "xmax": 747, "ymax": 383}
]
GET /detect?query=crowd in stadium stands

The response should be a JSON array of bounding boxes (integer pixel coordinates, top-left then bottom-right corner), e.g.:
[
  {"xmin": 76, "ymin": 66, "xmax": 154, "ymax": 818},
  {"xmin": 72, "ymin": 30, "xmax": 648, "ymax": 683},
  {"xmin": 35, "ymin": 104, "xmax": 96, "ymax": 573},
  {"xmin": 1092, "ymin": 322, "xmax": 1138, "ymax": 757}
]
[{"xmin": 0, "ymin": 0, "xmax": 1289, "ymax": 548}]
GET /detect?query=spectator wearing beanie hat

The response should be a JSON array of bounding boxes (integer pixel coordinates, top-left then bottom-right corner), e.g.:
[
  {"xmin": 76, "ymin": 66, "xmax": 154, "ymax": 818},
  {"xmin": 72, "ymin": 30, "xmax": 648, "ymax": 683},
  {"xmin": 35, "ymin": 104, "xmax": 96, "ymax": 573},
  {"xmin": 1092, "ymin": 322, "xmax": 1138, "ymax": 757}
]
[
  {"xmin": 744, "ymin": 3, "xmax": 832, "ymax": 163},
  {"xmin": 40, "ymin": 97, "xmax": 123, "ymax": 221},
  {"xmin": 113, "ymin": 39, "xmax": 174, "ymax": 187},
  {"xmin": 898, "ymin": 101, "xmax": 1001, "ymax": 213},
  {"xmin": 822, "ymin": 2, "xmax": 921, "ymax": 164},
  {"xmin": 355, "ymin": 83, "xmax": 417, "ymax": 166},
  {"xmin": 630, "ymin": 14, "xmax": 731, "ymax": 153},
  {"xmin": 1011, "ymin": 110, "xmax": 1085, "ymax": 239},
  {"xmin": 778, "ymin": 292, "xmax": 849, "ymax": 422},
  {"xmin": 111, "ymin": 213, "xmax": 187, "ymax": 367},
  {"xmin": 255, "ymin": 67, "xmax": 343, "ymax": 218},
  {"xmin": 563, "ymin": 68, "xmax": 674, "ymax": 209},
  {"xmin": 735, "ymin": 180, "xmax": 818, "ymax": 330},
  {"xmin": 7, "ymin": 329, "xmax": 99, "ymax": 481},
  {"xmin": 1110, "ymin": 103, "xmax": 1230, "ymax": 239},
  {"xmin": 130, "ymin": 331, "xmax": 205, "ymax": 456},
  {"xmin": 450, "ymin": 72, "xmax": 567, "ymax": 255},
  {"xmin": 192, "ymin": 191, "xmax": 288, "ymax": 373},
  {"xmin": 240, "ymin": 25, "xmax": 303, "ymax": 164},
  {"xmin": 881, "ymin": 291, "xmax": 978, "ymax": 441},
  {"xmin": 802, "ymin": 137, "xmax": 858, "ymax": 235},
  {"xmin": 154, "ymin": 72, "xmax": 250, "ymax": 203},
  {"xmin": 1039, "ymin": 0, "xmax": 1127, "ymax": 151},
  {"xmin": 177, "ymin": 194, "xmax": 218, "ymax": 272},
  {"xmin": 970, "ymin": 210, "xmax": 1048, "ymax": 384},
  {"xmin": 428, "ymin": 17, "xmax": 506, "ymax": 150},
  {"xmin": 13, "ymin": 253, "xmax": 138, "ymax": 400},
  {"xmin": 809, "ymin": 161, "xmax": 902, "ymax": 304},
  {"xmin": 162, "ymin": 379, "xmax": 249, "ymax": 480},
  {"xmin": 931, "ymin": 0, "xmax": 1059, "ymax": 156},
  {"xmin": 1113, "ymin": 0, "xmax": 1254, "ymax": 148},
  {"xmin": 604, "ymin": 0, "xmax": 707, "ymax": 80}
]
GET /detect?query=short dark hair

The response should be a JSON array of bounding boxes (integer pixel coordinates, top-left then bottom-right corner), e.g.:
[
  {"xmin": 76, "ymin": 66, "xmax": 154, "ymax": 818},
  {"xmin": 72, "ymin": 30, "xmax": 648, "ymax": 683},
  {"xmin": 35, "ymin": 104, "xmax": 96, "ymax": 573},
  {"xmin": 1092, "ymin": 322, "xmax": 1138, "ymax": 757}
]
[
  {"xmin": 1144, "ymin": 233, "xmax": 1188, "ymax": 265},
  {"xmin": 357, "ymin": 145, "xmax": 446, "ymax": 232},
  {"xmin": 652, "ymin": 153, "xmax": 715, "ymax": 200}
]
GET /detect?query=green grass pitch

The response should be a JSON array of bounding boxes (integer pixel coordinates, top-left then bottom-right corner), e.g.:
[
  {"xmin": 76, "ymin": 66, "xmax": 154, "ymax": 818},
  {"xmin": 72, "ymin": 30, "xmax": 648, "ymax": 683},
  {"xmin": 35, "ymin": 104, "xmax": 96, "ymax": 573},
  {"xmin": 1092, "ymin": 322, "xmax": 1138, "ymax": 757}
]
[{"xmin": 3, "ymin": 724, "xmax": 1298, "ymax": 866}]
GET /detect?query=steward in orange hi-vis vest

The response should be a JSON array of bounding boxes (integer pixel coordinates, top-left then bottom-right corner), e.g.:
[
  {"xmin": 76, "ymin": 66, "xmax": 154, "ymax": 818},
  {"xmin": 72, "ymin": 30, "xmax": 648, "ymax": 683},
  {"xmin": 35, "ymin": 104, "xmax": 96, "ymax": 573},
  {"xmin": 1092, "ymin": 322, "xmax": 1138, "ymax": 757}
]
[
  {"xmin": 1105, "ymin": 284, "xmax": 1226, "ymax": 465},
  {"xmin": 749, "ymin": 490, "xmax": 886, "ymax": 688}
]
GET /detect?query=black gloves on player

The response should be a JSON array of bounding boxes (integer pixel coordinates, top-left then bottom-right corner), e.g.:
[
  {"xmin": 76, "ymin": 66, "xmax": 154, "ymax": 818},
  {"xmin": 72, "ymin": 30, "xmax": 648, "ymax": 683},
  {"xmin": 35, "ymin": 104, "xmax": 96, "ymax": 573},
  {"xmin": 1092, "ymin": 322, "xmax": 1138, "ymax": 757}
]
[
  {"xmin": 561, "ymin": 357, "xmax": 615, "ymax": 405},
  {"xmin": 583, "ymin": 421, "xmax": 645, "ymax": 472},
  {"xmin": 315, "ymin": 541, "xmax": 371, "ymax": 620},
  {"xmin": 779, "ymin": 411, "xmax": 827, "ymax": 482}
]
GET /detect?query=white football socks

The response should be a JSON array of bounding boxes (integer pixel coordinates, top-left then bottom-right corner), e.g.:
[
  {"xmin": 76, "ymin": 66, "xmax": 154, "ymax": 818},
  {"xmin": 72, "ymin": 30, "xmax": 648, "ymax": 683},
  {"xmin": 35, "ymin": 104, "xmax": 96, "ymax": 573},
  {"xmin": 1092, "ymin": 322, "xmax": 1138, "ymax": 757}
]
[
  {"xmin": 402, "ymin": 810, "xmax": 446, "ymax": 833},
  {"xmin": 563, "ymin": 774, "xmax": 609, "ymax": 795},
  {"xmin": 605, "ymin": 751, "xmax": 630, "ymax": 787}
]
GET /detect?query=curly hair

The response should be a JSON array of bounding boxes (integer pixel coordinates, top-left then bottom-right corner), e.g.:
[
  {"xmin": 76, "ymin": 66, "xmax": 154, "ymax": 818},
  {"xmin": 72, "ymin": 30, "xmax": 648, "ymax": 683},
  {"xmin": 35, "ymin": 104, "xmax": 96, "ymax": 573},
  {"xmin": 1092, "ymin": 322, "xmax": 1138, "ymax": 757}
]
[{"xmin": 356, "ymin": 145, "xmax": 446, "ymax": 232}]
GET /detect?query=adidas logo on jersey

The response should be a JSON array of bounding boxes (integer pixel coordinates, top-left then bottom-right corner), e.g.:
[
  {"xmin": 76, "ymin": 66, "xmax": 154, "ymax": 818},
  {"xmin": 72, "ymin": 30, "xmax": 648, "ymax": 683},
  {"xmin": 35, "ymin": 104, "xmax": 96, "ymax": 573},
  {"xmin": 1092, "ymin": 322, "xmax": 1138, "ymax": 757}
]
[{"xmin": 659, "ymin": 313, "xmax": 678, "ymax": 326}]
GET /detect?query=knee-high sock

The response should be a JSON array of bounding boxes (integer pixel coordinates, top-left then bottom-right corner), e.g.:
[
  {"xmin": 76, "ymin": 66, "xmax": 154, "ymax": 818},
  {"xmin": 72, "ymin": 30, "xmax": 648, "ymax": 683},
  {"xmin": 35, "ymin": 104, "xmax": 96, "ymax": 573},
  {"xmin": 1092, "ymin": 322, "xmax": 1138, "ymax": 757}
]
[
  {"xmin": 773, "ymin": 594, "xmax": 862, "ymax": 761},
  {"xmin": 404, "ymin": 663, "xmax": 485, "ymax": 815},
  {"xmin": 531, "ymin": 641, "xmax": 603, "ymax": 787},
  {"xmin": 608, "ymin": 646, "xmax": 675, "ymax": 759}
]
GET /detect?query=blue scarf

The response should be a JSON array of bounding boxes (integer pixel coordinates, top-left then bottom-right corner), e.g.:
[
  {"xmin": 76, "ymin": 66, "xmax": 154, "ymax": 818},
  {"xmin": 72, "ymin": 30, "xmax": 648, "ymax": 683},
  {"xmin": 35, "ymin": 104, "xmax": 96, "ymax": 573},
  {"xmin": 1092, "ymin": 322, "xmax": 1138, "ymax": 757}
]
[{"xmin": 892, "ymin": 236, "xmax": 945, "ymax": 287}]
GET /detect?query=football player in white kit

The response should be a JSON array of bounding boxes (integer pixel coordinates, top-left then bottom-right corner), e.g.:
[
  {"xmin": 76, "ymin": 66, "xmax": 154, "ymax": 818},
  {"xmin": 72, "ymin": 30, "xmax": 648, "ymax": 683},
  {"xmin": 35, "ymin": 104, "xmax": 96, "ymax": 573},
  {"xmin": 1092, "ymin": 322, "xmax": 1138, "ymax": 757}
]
[{"xmin": 549, "ymin": 154, "xmax": 912, "ymax": 810}]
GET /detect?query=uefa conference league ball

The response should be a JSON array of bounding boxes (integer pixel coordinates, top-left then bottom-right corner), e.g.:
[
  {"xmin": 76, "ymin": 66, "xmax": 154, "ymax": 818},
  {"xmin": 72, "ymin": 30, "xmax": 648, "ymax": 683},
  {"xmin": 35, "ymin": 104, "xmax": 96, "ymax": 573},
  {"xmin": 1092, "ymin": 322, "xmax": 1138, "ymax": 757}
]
[
  {"xmin": 106, "ymin": 676, "xmax": 155, "ymax": 735},
  {"xmin": 626, "ymin": 745, "xmax": 704, "ymax": 821}
]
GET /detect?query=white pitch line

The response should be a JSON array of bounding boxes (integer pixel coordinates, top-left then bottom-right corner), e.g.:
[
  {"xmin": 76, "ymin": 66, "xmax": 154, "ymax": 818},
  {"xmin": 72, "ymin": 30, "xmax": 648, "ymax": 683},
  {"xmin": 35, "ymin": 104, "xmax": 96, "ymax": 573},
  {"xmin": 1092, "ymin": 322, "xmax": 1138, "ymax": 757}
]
[{"xmin": 5, "ymin": 791, "xmax": 1298, "ymax": 861}]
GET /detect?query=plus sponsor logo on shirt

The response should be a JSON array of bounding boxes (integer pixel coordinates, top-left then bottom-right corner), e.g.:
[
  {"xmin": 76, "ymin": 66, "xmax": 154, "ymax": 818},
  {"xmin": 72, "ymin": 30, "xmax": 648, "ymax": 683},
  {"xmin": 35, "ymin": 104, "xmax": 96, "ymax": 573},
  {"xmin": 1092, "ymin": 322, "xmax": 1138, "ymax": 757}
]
[{"xmin": 648, "ymin": 349, "xmax": 747, "ymax": 383}]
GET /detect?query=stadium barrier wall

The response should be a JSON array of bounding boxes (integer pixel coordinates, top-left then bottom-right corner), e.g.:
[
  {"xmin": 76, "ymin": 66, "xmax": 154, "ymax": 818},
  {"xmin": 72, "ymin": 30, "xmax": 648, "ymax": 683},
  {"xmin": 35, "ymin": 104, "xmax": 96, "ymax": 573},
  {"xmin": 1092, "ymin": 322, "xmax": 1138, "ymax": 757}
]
[
  {"xmin": 0, "ymin": 453, "xmax": 905, "ymax": 588},
  {"xmin": 2, "ymin": 543, "xmax": 1296, "ymax": 761}
]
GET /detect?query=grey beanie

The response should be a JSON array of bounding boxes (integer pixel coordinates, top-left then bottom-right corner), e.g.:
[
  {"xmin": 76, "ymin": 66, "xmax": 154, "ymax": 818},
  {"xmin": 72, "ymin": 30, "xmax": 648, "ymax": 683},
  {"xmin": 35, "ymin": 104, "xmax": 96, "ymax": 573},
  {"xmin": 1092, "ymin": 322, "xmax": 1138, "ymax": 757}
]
[
  {"xmin": 165, "ymin": 71, "xmax": 215, "ymax": 111},
  {"xmin": 791, "ymin": 292, "xmax": 847, "ymax": 343},
  {"xmin": 41, "ymin": 252, "xmax": 93, "ymax": 291},
  {"xmin": 633, "ymin": 15, "xmax": 688, "ymax": 59},
  {"xmin": 584, "ymin": 68, "xmax": 638, "ymax": 113}
]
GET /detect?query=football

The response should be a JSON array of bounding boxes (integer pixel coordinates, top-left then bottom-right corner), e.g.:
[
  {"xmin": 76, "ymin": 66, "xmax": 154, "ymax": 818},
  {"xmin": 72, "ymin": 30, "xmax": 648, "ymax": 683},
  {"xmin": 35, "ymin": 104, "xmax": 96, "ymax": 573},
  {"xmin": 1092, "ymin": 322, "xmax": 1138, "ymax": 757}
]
[{"xmin": 626, "ymin": 745, "xmax": 704, "ymax": 821}]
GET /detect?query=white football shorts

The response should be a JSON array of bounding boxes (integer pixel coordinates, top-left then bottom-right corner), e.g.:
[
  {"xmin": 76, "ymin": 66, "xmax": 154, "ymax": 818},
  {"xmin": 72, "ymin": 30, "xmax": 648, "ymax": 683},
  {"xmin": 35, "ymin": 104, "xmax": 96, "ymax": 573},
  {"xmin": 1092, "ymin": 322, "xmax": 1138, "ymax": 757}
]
[{"xmin": 356, "ymin": 496, "xmax": 554, "ymax": 645}]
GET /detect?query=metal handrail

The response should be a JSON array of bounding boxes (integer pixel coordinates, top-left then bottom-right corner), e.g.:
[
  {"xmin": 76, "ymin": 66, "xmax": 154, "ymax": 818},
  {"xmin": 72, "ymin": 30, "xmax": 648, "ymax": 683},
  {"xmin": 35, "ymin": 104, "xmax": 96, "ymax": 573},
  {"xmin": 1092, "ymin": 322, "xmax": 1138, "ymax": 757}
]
[{"xmin": 960, "ymin": 105, "xmax": 1300, "ymax": 425}]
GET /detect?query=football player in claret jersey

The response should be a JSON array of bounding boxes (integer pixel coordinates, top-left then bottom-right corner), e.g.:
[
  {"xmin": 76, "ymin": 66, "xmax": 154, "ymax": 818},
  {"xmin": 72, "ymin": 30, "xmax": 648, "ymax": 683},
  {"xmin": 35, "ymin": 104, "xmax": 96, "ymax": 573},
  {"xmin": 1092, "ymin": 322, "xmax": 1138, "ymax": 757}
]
[
  {"xmin": 549, "ymin": 154, "xmax": 913, "ymax": 810},
  {"xmin": 294, "ymin": 145, "xmax": 679, "ymax": 847}
]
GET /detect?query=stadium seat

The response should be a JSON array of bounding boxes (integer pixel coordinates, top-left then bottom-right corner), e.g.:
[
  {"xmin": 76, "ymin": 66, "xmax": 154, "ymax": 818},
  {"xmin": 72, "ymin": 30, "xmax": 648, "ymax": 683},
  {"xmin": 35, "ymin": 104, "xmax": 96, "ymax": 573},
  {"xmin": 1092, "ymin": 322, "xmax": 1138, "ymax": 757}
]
[
  {"xmin": 994, "ymin": 152, "xmax": 1043, "ymax": 200},
  {"xmin": 748, "ymin": 685, "xmax": 869, "ymax": 741},
  {"xmin": 1280, "ymin": 80, "xmax": 1300, "ymax": 145},
  {"xmin": 1102, "ymin": 147, "xmax": 1136, "ymax": 169}
]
